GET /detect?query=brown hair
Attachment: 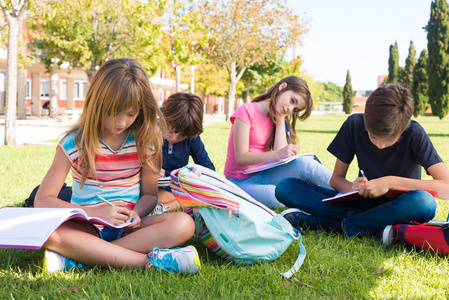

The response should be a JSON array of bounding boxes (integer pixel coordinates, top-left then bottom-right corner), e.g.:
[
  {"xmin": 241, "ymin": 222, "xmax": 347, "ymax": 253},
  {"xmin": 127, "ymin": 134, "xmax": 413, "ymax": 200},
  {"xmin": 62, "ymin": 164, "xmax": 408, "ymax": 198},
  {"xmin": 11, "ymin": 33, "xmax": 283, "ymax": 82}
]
[
  {"xmin": 252, "ymin": 76, "xmax": 313, "ymax": 150},
  {"xmin": 62, "ymin": 58, "xmax": 165, "ymax": 186},
  {"xmin": 364, "ymin": 83, "xmax": 413, "ymax": 141},
  {"xmin": 162, "ymin": 93, "xmax": 204, "ymax": 139}
]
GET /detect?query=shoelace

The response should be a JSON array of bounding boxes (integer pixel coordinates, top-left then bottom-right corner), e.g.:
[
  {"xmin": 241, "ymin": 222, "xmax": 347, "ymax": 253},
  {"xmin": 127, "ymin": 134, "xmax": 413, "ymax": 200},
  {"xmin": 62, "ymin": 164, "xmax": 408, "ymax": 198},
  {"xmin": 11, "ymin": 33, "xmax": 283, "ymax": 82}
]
[
  {"xmin": 149, "ymin": 248, "xmax": 178, "ymax": 272},
  {"xmin": 150, "ymin": 204, "xmax": 170, "ymax": 216}
]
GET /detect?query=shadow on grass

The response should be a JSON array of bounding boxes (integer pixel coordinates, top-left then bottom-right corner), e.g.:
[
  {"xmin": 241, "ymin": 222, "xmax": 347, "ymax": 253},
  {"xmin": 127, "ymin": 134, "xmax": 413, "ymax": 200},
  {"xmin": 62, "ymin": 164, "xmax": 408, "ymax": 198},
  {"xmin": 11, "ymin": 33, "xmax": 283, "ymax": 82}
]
[
  {"xmin": 301, "ymin": 129, "xmax": 339, "ymax": 135},
  {"xmin": 428, "ymin": 133, "xmax": 449, "ymax": 138}
]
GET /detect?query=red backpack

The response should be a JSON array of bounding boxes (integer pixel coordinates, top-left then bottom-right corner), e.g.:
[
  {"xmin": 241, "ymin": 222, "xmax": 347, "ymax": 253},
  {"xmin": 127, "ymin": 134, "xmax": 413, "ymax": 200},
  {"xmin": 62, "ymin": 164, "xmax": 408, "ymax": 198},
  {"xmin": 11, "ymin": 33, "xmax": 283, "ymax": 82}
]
[{"xmin": 393, "ymin": 223, "xmax": 449, "ymax": 255}]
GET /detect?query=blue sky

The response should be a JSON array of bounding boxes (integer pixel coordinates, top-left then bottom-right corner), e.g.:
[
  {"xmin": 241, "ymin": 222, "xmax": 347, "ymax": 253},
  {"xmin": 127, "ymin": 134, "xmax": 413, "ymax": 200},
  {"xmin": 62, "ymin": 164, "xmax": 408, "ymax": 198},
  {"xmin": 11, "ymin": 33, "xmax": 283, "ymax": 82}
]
[{"xmin": 286, "ymin": 0, "xmax": 432, "ymax": 91}]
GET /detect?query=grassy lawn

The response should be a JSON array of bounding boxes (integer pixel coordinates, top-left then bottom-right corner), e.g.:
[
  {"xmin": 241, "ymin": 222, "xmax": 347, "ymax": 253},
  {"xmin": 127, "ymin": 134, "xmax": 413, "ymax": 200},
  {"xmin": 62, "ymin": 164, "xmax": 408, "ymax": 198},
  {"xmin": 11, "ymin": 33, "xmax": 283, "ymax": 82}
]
[{"xmin": 1, "ymin": 114, "xmax": 449, "ymax": 299}]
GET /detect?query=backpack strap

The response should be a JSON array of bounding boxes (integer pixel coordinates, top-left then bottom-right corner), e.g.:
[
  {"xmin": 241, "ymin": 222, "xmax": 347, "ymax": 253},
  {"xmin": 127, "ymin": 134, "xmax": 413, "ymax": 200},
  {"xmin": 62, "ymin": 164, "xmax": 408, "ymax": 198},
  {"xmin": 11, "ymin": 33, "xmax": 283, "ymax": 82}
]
[
  {"xmin": 397, "ymin": 224, "xmax": 408, "ymax": 246},
  {"xmin": 280, "ymin": 235, "xmax": 306, "ymax": 279}
]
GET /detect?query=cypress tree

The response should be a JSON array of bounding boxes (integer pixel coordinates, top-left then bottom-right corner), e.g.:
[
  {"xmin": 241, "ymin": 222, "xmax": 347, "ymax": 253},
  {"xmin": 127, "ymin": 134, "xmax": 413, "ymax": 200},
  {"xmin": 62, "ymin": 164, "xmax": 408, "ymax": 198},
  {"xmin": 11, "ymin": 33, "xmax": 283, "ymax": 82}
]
[
  {"xmin": 402, "ymin": 41, "xmax": 416, "ymax": 89},
  {"xmin": 342, "ymin": 70, "xmax": 354, "ymax": 114},
  {"xmin": 427, "ymin": 0, "xmax": 449, "ymax": 119},
  {"xmin": 411, "ymin": 50, "xmax": 429, "ymax": 117},
  {"xmin": 388, "ymin": 42, "xmax": 400, "ymax": 83}
]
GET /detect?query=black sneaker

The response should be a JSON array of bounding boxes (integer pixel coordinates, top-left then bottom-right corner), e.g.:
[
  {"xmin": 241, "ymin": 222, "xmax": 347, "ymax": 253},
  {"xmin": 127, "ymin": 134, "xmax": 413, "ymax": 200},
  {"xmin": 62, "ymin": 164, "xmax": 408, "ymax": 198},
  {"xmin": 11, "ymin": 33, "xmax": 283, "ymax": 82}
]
[{"xmin": 280, "ymin": 208, "xmax": 321, "ymax": 229}]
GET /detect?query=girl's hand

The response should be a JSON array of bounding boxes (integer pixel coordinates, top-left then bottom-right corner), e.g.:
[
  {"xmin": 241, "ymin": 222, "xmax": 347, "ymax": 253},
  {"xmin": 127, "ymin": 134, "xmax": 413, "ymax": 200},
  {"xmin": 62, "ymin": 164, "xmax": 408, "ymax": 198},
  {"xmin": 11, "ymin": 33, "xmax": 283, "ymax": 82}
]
[
  {"xmin": 122, "ymin": 210, "xmax": 141, "ymax": 233},
  {"xmin": 359, "ymin": 177, "xmax": 390, "ymax": 198},
  {"xmin": 158, "ymin": 168, "xmax": 165, "ymax": 179},
  {"xmin": 277, "ymin": 144, "xmax": 299, "ymax": 160},
  {"xmin": 352, "ymin": 177, "xmax": 368, "ymax": 191},
  {"xmin": 95, "ymin": 205, "xmax": 131, "ymax": 226}
]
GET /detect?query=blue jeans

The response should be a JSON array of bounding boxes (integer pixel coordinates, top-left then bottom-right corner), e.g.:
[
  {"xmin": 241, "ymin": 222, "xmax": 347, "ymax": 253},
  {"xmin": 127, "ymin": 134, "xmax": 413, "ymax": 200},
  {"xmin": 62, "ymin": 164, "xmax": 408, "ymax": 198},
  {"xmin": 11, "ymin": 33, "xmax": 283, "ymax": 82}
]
[
  {"xmin": 275, "ymin": 178, "xmax": 437, "ymax": 236},
  {"xmin": 229, "ymin": 156, "xmax": 332, "ymax": 208}
]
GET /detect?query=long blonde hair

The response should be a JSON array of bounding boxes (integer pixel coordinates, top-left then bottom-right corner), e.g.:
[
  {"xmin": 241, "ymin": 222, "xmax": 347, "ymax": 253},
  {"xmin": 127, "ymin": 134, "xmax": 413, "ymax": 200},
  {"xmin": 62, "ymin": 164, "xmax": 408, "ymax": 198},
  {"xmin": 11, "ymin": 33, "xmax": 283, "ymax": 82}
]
[
  {"xmin": 62, "ymin": 58, "xmax": 165, "ymax": 186},
  {"xmin": 252, "ymin": 76, "xmax": 313, "ymax": 151}
]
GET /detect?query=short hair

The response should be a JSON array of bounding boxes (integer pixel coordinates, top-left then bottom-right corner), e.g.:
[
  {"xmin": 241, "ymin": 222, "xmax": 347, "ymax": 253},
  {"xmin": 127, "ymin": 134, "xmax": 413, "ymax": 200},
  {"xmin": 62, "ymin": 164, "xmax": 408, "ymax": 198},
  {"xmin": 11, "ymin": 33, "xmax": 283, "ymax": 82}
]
[
  {"xmin": 364, "ymin": 84, "xmax": 414, "ymax": 141},
  {"xmin": 162, "ymin": 93, "xmax": 204, "ymax": 139}
]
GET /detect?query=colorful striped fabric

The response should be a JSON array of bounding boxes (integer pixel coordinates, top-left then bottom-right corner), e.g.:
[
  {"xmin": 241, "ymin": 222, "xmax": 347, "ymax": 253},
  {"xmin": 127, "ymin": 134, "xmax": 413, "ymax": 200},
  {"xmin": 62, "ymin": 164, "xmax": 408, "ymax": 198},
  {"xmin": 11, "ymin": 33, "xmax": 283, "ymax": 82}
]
[
  {"xmin": 59, "ymin": 131, "xmax": 147, "ymax": 207},
  {"xmin": 170, "ymin": 167, "xmax": 240, "ymax": 218}
]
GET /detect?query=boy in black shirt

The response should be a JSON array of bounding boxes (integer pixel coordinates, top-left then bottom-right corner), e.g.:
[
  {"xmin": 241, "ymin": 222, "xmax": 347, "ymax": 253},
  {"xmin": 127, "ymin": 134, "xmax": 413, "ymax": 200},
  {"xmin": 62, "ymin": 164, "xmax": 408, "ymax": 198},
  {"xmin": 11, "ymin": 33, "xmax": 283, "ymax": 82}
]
[{"xmin": 276, "ymin": 84, "xmax": 449, "ymax": 243}]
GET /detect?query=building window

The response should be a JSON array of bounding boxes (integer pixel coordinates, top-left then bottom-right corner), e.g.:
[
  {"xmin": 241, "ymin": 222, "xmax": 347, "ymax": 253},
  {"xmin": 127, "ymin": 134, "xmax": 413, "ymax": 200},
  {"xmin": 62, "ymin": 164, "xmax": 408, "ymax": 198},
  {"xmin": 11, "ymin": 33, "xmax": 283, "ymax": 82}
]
[
  {"xmin": 59, "ymin": 78, "xmax": 67, "ymax": 100},
  {"xmin": 74, "ymin": 79, "xmax": 87, "ymax": 100},
  {"xmin": 41, "ymin": 78, "xmax": 50, "ymax": 99},
  {"xmin": 26, "ymin": 78, "xmax": 31, "ymax": 99}
]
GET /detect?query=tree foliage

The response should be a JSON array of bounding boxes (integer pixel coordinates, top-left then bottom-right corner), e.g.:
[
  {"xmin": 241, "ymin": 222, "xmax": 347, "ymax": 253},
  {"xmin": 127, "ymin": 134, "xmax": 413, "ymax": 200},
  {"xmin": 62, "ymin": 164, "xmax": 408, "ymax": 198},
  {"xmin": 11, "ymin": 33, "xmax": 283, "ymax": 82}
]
[
  {"xmin": 197, "ymin": 0, "xmax": 308, "ymax": 120},
  {"xmin": 342, "ymin": 70, "xmax": 354, "ymax": 114},
  {"xmin": 195, "ymin": 59, "xmax": 229, "ymax": 97},
  {"xmin": 411, "ymin": 50, "xmax": 429, "ymax": 117},
  {"xmin": 27, "ymin": 0, "xmax": 168, "ymax": 80},
  {"xmin": 319, "ymin": 81, "xmax": 343, "ymax": 102},
  {"xmin": 388, "ymin": 41, "xmax": 400, "ymax": 84},
  {"xmin": 426, "ymin": 0, "xmax": 449, "ymax": 119},
  {"xmin": 402, "ymin": 41, "xmax": 416, "ymax": 89}
]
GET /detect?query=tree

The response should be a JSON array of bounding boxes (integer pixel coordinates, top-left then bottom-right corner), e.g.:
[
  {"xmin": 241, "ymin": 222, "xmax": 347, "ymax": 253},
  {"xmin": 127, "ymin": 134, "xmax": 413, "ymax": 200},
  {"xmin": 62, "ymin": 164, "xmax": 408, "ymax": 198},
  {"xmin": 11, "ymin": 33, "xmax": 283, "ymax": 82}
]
[
  {"xmin": 342, "ymin": 70, "xmax": 354, "ymax": 114},
  {"xmin": 388, "ymin": 41, "xmax": 400, "ymax": 84},
  {"xmin": 195, "ymin": 59, "xmax": 229, "ymax": 98},
  {"xmin": 319, "ymin": 81, "xmax": 343, "ymax": 102},
  {"xmin": 197, "ymin": 0, "xmax": 308, "ymax": 120},
  {"xmin": 160, "ymin": 1, "xmax": 207, "ymax": 92},
  {"xmin": 402, "ymin": 41, "xmax": 416, "ymax": 89},
  {"xmin": 411, "ymin": 50, "xmax": 429, "ymax": 117},
  {"xmin": 426, "ymin": 0, "xmax": 449, "ymax": 119},
  {"xmin": 27, "ymin": 0, "xmax": 168, "ymax": 81},
  {"xmin": 1, "ymin": 0, "xmax": 28, "ymax": 146}
]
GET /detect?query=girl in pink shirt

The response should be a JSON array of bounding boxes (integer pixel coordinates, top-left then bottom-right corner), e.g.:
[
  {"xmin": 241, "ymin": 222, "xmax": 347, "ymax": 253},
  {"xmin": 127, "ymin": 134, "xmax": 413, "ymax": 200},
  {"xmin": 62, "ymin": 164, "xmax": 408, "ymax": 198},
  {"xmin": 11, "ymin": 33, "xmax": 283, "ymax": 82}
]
[{"xmin": 224, "ymin": 76, "xmax": 332, "ymax": 208}]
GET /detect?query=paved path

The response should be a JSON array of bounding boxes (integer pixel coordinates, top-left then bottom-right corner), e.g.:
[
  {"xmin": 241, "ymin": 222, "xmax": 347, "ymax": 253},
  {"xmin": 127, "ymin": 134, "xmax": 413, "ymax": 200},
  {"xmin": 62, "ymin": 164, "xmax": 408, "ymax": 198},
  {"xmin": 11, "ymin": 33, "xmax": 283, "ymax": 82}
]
[{"xmin": 0, "ymin": 114, "xmax": 227, "ymax": 146}]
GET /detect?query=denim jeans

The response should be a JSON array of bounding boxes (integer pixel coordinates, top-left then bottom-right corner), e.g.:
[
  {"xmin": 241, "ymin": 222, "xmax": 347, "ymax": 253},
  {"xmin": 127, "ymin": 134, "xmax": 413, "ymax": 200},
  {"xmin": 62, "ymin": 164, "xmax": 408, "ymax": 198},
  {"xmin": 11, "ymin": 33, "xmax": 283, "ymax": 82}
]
[
  {"xmin": 229, "ymin": 155, "xmax": 332, "ymax": 208},
  {"xmin": 275, "ymin": 178, "xmax": 437, "ymax": 236}
]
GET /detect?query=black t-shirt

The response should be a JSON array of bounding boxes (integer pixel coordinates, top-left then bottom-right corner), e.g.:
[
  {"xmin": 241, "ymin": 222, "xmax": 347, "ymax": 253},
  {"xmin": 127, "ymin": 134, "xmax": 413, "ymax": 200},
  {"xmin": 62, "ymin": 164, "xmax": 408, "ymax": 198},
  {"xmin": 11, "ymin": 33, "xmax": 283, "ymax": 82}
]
[{"xmin": 327, "ymin": 114, "xmax": 442, "ymax": 180}]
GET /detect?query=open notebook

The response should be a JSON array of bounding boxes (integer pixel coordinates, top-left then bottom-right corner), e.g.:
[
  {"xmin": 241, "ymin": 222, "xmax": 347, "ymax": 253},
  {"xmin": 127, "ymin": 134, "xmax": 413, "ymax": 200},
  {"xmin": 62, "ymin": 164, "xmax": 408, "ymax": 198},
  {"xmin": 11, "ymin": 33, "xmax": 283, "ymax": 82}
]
[
  {"xmin": 0, "ymin": 207, "xmax": 130, "ymax": 249},
  {"xmin": 243, "ymin": 153, "xmax": 321, "ymax": 174},
  {"xmin": 322, "ymin": 190, "xmax": 439, "ymax": 203}
]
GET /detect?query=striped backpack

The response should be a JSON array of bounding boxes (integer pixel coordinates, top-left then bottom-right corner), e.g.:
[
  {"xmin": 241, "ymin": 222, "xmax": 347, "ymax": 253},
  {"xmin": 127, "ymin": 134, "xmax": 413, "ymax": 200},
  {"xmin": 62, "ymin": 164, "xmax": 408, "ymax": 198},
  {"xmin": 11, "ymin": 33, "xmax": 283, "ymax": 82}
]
[{"xmin": 170, "ymin": 163, "xmax": 306, "ymax": 278}]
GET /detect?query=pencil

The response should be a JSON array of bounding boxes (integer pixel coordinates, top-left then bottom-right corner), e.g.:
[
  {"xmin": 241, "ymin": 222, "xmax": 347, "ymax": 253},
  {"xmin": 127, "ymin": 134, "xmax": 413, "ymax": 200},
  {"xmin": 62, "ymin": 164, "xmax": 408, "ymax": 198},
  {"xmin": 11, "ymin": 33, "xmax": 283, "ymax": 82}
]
[
  {"xmin": 95, "ymin": 194, "xmax": 115, "ymax": 206},
  {"xmin": 286, "ymin": 123, "xmax": 293, "ymax": 144}
]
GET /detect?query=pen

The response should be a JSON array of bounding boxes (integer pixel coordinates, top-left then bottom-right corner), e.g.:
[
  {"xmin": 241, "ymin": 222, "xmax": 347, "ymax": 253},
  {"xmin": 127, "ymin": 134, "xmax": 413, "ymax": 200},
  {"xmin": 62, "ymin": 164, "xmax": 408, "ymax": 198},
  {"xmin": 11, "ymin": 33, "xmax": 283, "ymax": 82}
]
[
  {"xmin": 360, "ymin": 170, "xmax": 366, "ymax": 178},
  {"xmin": 286, "ymin": 123, "xmax": 293, "ymax": 144}
]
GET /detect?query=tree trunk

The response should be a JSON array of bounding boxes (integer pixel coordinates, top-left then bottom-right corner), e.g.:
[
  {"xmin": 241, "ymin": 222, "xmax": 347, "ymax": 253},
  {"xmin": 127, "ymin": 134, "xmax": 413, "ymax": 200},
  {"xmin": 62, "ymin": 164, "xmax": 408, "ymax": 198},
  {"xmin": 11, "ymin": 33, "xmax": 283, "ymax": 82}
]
[
  {"xmin": 246, "ymin": 77, "xmax": 251, "ymax": 103},
  {"xmin": 226, "ymin": 61, "xmax": 237, "ymax": 121},
  {"xmin": 50, "ymin": 72, "xmax": 58, "ymax": 118},
  {"xmin": 4, "ymin": 17, "xmax": 19, "ymax": 145},
  {"xmin": 17, "ymin": 68, "xmax": 27, "ymax": 120},
  {"xmin": 175, "ymin": 65, "xmax": 181, "ymax": 92}
]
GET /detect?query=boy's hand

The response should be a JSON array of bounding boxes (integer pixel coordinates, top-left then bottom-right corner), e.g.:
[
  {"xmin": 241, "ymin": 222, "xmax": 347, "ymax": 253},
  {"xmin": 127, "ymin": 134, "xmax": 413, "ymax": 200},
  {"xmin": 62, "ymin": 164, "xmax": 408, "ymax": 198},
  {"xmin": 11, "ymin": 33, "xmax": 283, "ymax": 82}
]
[
  {"xmin": 158, "ymin": 168, "xmax": 165, "ymax": 178},
  {"xmin": 359, "ymin": 177, "xmax": 389, "ymax": 198},
  {"xmin": 352, "ymin": 177, "xmax": 368, "ymax": 191},
  {"xmin": 122, "ymin": 210, "xmax": 141, "ymax": 233}
]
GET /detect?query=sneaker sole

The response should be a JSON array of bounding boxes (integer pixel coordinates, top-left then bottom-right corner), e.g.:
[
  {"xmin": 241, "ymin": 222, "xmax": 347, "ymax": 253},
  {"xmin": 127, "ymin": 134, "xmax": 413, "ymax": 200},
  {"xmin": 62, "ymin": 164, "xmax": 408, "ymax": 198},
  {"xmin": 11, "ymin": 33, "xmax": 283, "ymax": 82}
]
[
  {"xmin": 280, "ymin": 208, "xmax": 311, "ymax": 217},
  {"xmin": 43, "ymin": 250, "xmax": 64, "ymax": 273},
  {"xmin": 382, "ymin": 225, "xmax": 395, "ymax": 246},
  {"xmin": 186, "ymin": 245, "xmax": 201, "ymax": 274}
]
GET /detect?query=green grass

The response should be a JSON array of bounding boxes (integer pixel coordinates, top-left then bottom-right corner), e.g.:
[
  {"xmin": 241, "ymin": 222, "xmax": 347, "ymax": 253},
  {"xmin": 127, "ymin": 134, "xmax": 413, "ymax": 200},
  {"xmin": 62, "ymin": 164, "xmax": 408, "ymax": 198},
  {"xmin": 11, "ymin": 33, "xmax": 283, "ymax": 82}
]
[{"xmin": 1, "ymin": 114, "xmax": 449, "ymax": 299}]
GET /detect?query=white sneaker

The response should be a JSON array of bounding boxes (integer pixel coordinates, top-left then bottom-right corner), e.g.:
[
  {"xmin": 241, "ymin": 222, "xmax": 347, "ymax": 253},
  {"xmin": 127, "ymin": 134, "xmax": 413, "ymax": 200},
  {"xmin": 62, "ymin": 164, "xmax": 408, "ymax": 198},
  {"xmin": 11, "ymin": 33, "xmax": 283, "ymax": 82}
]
[
  {"xmin": 148, "ymin": 245, "xmax": 201, "ymax": 274},
  {"xmin": 149, "ymin": 203, "xmax": 169, "ymax": 216},
  {"xmin": 382, "ymin": 225, "xmax": 395, "ymax": 245},
  {"xmin": 43, "ymin": 250, "xmax": 84, "ymax": 273}
]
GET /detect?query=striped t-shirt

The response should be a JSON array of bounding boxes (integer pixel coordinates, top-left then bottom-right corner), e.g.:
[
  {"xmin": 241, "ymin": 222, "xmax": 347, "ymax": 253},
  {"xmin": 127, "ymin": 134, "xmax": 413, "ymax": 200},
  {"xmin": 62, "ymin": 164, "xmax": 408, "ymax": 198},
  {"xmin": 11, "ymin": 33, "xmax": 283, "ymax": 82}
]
[{"xmin": 59, "ymin": 130, "xmax": 145, "ymax": 208}]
